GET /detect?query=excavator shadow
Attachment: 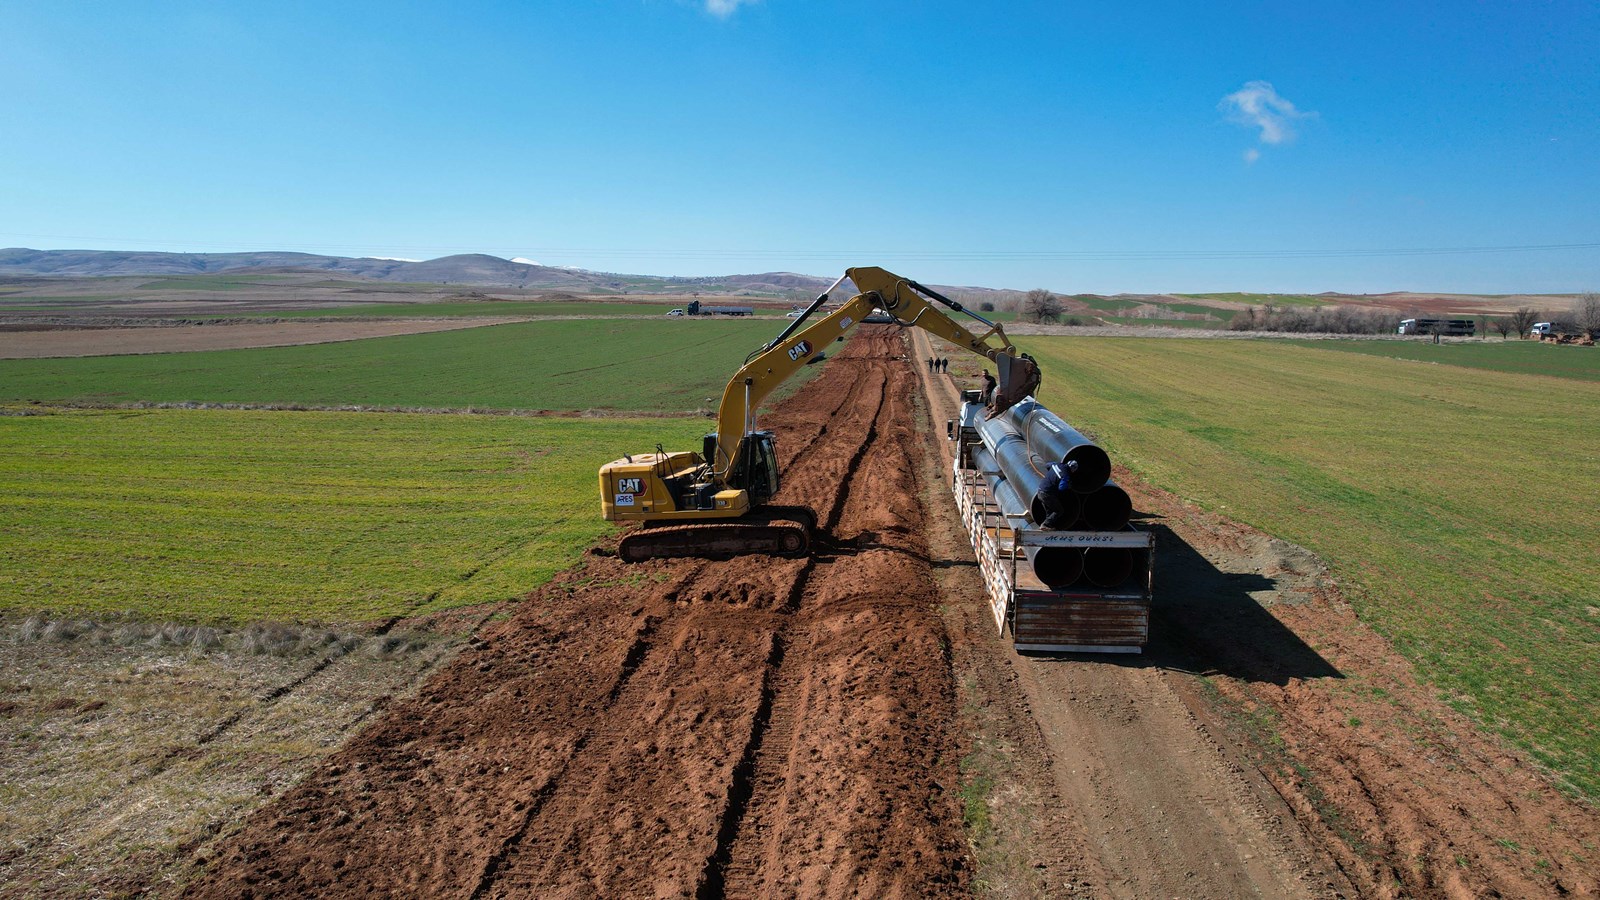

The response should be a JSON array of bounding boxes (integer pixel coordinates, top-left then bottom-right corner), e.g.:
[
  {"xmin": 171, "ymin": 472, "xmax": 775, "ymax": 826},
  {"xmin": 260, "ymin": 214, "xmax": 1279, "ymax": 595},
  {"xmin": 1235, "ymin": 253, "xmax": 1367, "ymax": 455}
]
[{"xmin": 1028, "ymin": 521, "xmax": 1343, "ymax": 685}]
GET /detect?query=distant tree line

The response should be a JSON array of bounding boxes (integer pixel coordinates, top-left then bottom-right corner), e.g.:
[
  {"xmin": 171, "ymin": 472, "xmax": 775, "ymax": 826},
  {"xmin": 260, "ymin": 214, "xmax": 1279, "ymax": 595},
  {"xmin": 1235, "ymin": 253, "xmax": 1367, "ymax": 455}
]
[
  {"xmin": 1492, "ymin": 294, "xmax": 1600, "ymax": 339},
  {"xmin": 1228, "ymin": 304, "xmax": 1400, "ymax": 334}
]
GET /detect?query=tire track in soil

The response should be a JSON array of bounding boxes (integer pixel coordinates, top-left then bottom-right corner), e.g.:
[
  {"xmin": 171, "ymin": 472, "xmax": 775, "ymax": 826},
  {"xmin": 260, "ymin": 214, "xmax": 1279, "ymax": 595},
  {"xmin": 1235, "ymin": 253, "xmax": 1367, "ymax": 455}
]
[{"xmin": 180, "ymin": 328, "xmax": 970, "ymax": 899}]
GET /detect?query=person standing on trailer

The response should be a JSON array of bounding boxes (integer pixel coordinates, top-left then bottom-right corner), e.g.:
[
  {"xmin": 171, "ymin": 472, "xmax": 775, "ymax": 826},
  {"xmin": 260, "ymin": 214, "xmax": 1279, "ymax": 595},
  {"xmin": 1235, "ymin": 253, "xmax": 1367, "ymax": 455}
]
[{"xmin": 1035, "ymin": 459, "xmax": 1079, "ymax": 529}]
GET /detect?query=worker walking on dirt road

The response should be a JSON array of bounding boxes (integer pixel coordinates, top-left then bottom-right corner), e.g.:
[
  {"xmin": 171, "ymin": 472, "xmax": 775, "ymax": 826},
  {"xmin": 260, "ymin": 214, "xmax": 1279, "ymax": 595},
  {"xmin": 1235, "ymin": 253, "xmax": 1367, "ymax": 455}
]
[{"xmin": 1036, "ymin": 459, "xmax": 1079, "ymax": 529}]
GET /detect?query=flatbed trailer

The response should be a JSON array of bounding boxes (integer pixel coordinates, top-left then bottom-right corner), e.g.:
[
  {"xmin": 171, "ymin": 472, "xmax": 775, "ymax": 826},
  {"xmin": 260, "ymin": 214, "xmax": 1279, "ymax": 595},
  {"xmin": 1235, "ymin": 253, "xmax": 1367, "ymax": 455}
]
[{"xmin": 951, "ymin": 432, "xmax": 1155, "ymax": 653}]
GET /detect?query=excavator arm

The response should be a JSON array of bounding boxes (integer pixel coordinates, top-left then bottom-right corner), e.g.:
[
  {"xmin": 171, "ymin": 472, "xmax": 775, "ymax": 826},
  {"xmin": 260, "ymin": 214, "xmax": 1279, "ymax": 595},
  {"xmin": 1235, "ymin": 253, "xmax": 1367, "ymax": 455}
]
[
  {"xmin": 706, "ymin": 265, "xmax": 1040, "ymax": 477},
  {"xmin": 601, "ymin": 266, "xmax": 1041, "ymax": 561}
]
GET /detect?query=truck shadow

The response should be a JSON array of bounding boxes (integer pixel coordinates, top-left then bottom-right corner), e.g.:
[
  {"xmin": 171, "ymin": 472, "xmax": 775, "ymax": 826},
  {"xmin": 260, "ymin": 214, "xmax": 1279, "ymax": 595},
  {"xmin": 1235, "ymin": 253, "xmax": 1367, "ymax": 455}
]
[{"xmin": 1028, "ymin": 521, "xmax": 1342, "ymax": 685}]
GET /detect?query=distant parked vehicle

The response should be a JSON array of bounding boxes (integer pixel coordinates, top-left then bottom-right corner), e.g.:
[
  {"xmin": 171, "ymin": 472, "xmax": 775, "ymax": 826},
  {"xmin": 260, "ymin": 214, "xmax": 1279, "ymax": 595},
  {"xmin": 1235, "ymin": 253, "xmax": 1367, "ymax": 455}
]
[
  {"xmin": 1531, "ymin": 322, "xmax": 1553, "ymax": 337},
  {"xmin": 1398, "ymin": 317, "xmax": 1475, "ymax": 336},
  {"xmin": 683, "ymin": 299, "xmax": 752, "ymax": 317},
  {"xmin": 785, "ymin": 310, "xmax": 805, "ymax": 318},
  {"xmin": 666, "ymin": 308, "xmax": 685, "ymax": 317}
]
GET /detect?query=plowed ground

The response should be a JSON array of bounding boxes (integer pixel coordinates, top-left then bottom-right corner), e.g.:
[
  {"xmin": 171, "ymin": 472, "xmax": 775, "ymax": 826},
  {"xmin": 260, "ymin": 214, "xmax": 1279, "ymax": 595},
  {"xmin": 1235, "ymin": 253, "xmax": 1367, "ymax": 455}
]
[{"xmin": 182, "ymin": 328, "xmax": 970, "ymax": 898}]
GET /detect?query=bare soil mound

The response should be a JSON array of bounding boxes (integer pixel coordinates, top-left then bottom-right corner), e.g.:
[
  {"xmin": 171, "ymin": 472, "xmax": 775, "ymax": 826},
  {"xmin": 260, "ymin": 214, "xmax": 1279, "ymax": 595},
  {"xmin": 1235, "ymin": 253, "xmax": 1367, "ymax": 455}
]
[{"xmin": 180, "ymin": 328, "xmax": 970, "ymax": 898}]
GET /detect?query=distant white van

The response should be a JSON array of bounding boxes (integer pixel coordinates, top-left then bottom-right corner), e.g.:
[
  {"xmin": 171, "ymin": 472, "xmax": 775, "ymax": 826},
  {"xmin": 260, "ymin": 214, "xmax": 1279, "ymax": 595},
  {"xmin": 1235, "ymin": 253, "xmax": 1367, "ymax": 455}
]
[
  {"xmin": 666, "ymin": 308, "xmax": 685, "ymax": 317},
  {"xmin": 1531, "ymin": 322, "xmax": 1553, "ymax": 336}
]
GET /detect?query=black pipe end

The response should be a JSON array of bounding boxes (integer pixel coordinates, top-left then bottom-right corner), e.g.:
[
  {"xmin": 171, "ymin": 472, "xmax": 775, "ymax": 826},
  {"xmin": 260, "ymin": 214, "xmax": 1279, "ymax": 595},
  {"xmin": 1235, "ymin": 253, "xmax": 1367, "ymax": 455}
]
[
  {"xmin": 1065, "ymin": 446, "xmax": 1112, "ymax": 493},
  {"xmin": 1033, "ymin": 547, "xmax": 1085, "ymax": 590},
  {"xmin": 1083, "ymin": 548, "xmax": 1134, "ymax": 587},
  {"xmin": 1029, "ymin": 491, "xmax": 1081, "ymax": 530},
  {"xmin": 1081, "ymin": 484, "xmax": 1133, "ymax": 531}
]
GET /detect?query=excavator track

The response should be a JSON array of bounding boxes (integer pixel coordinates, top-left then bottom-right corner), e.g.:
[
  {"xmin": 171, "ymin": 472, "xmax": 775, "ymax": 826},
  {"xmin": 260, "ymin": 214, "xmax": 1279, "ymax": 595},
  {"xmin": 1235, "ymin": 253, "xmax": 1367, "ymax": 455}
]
[{"xmin": 619, "ymin": 505, "xmax": 817, "ymax": 563}]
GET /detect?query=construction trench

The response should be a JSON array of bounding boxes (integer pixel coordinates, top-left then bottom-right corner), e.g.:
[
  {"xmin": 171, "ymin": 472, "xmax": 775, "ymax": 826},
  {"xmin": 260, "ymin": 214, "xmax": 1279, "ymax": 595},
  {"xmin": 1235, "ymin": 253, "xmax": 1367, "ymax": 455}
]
[
  {"xmin": 182, "ymin": 327, "xmax": 1600, "ymax": 899},
  {"xmin": 184, "ymin": 329, "xmax": 968, "ymax": 897}
]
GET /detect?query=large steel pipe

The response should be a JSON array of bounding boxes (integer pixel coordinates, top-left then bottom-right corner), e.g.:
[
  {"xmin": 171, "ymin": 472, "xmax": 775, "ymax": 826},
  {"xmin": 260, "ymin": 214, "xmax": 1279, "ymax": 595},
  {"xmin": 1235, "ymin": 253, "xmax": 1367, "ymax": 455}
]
[
  {"xmin": 970, "ymin": 446, "xmax": 1027, "ymax": 515},
  {"xmin": 989, "ymin": 429, "xmax": 1045, "ymax": 487},
  {"xmin": 1025, "ymin": 546, "xmax": 1084, "ymax": 589},
  {"xmin": 1080, "ymin": 481, "xmax": 1133, "ymax": 531},
  {"xmin": 971, "ymin": 446, "xmax": 1084, "ymax": 588},
  {"xmin": 981, "ymin": 398, "xmax": 1111, "ymax": 495},
  {"xmin": 1027, "ymin": 491, "xmax": 1083, "ymax": 530},
  {"xmin": 1023, "ymin": 408, "xmax": 1111, "ymax": 492},
  {"xmin": 1083, "ymin": 548, "xmax": 1134, "ymax": 587},
  {"xmin": 987, "ymin": 435, "xmax": 1083, "ymax": 529},
  {"xmin": 977, "ymin": 409, "xmax": 1028, "ymax": 450}
]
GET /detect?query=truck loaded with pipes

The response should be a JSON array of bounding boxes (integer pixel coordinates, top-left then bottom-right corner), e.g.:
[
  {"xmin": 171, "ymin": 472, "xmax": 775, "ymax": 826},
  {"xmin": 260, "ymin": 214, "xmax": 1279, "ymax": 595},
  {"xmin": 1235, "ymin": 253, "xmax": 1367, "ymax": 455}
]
[{"xmin": 950, "ymin": 392, "xmax": 1154, "ymax": 652}]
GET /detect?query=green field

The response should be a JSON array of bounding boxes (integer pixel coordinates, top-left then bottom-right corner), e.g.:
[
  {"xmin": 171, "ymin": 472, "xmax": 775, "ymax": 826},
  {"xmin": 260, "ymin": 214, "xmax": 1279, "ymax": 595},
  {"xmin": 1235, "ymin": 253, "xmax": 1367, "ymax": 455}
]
[
  {"xmin": 1164, "ymin": 302, "xmax": 1237, "ymax": 320},
  {"xmin": 269, "ymin": 300, "xmax": 701, "ymax": 318},
  {"xmin": 1069, "ymin": 294, "xmax": 1142, "ymax": 313},
  {"xmin": 0, "ymin": 319, "xmax": 791, "ymax": 411},
  {"xmin": 1023, "ymin": 336, "xmax": 1600, "ymax": 796},
  {"xmin": 1101, "ymin": 315, "xmax": 1219, "ymax": 329},
  {"xmin": 1286, "ymin": 338, "xmax": 1600, "ymax": 382},
  {"xmin": 0, "ymin": 409, "xmax": 707, "ymax": 623}
]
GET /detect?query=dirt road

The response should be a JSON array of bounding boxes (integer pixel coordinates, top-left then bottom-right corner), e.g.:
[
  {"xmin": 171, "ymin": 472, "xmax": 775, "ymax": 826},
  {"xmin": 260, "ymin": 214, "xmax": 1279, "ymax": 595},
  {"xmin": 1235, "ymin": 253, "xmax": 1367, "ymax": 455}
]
[{"xmin": 911, "ymin": 329, "xmax": 1598, "ymax": 899}]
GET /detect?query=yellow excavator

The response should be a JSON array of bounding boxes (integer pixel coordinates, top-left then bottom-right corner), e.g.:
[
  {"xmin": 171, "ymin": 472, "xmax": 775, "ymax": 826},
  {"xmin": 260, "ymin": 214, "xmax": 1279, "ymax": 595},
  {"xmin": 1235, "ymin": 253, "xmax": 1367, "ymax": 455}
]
[{"xmin": 599, "ymin": 266, "xmax": 1041, "ymax": 561}]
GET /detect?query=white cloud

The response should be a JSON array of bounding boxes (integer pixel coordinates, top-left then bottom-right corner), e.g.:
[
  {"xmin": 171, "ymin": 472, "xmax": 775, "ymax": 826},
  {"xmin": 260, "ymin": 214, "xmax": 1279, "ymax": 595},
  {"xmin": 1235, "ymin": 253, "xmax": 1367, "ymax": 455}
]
[
  {"xmin": 1243, "ymin": 148, "xmax": 1260, "ymax": 165},
  {"xmin": 511, "ymin": 257, "xmax": 541, "ymax": 266},
  {"xmin": 704, "ymin": 0, "xmax": 756, "ymax": 17},
  {"xmin": 1219, "ymin": 80, "xmax": 1312, "ymax": 146}
]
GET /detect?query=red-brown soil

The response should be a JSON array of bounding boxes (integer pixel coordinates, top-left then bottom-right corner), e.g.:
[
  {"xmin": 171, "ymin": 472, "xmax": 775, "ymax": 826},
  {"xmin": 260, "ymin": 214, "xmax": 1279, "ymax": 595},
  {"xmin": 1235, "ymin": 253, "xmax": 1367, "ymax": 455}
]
[{"xmin": 181, "ymin": 328, "xmax": 969, "ymax": 898}]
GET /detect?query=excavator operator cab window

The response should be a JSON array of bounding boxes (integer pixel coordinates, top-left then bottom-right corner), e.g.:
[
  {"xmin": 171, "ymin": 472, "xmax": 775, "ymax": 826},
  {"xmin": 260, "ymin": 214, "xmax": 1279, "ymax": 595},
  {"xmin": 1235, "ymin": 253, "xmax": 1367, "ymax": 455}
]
[
  {"xmin": 759, "ymin": 434, "xmax": 780, "ymax": 499},
  {"xmin": 737, "ymin": 431, "xmax": 779, "ymax": 505}
]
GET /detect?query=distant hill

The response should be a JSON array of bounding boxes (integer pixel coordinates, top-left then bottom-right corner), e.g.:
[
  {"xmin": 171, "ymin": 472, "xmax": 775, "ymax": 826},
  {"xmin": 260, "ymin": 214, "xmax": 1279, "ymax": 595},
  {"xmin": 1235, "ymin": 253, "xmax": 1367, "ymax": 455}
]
[
  {"xmin": 0, "ymin": 248, "xmax": 838, "ymax": 294},
  {"xmin": 1, "ymin": 248, "xmax": 1564, "ymax": 317}
]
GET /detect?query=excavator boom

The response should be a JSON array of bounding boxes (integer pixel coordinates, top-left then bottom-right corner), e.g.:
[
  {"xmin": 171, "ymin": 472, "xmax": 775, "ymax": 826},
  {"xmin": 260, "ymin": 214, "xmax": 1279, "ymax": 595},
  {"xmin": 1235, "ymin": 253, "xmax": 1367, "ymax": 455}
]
[{"xmin": 599, "ymin": 267, "xmax": 1041, "ymax": 561}]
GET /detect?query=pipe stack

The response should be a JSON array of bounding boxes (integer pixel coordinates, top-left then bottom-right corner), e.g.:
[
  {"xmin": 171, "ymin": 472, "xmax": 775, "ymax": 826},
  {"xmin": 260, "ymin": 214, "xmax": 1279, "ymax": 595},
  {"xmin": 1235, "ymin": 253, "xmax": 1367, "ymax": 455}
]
[
  {"xmin": 971, "ymin": 446, "xmax": 1084, "ymax": 588},
  {"xmin": 969, "ymin": 397, "xmax": 1140, "ymax": 589}
]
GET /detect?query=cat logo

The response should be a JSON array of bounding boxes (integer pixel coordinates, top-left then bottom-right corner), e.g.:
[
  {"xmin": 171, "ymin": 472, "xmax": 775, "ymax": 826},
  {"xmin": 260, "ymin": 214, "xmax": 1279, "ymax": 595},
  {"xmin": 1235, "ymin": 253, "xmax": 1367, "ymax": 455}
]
[
  {"xmin": 787, "ymin": 340, "xmax": 813, "ymax": 362},
  {"xmin": 617, "ymin": 477, "xmax": 643, "ymax": 493}
]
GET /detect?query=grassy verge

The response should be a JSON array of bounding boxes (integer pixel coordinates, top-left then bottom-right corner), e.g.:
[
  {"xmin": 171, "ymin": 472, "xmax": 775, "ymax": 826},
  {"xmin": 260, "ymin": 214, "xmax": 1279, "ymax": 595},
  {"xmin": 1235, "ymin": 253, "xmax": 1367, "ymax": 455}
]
[
  {"xmin": 1100, "ymin": 315, "xmax": 1221, "ymax": 329},
  {"xmin": 1022, "ymin": 336, "xmax": 1600, "ymax": 796},
  {"xmin": 0, "ymin": 408, "xmax": 708, "ymax": 623},
  {"xmin": 0, "ymin": 318, "xmax": 784, "ymax": 411}
]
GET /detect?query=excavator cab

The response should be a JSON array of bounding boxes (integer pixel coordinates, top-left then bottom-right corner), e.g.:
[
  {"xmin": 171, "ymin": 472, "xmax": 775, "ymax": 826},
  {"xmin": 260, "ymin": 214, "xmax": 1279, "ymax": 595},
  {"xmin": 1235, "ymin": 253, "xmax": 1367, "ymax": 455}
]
[{"xmin": 727, "ymin": 431, "xmax": 781, "ymax": 505}]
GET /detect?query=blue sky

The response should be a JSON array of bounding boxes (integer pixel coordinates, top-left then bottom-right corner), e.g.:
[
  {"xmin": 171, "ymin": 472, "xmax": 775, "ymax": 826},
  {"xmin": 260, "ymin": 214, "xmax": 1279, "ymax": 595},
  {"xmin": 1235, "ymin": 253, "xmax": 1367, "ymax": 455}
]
[{"xmin": 2, "ymin": 1, "xmax": 1596, "ymax": 293}]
